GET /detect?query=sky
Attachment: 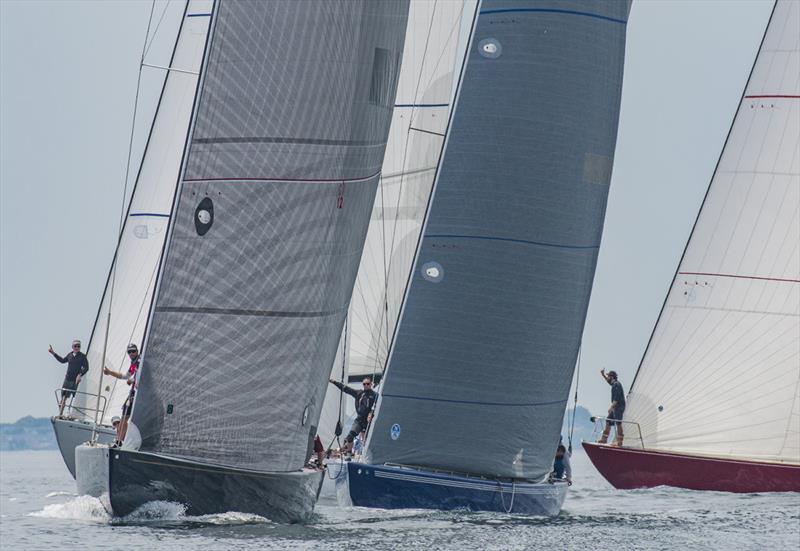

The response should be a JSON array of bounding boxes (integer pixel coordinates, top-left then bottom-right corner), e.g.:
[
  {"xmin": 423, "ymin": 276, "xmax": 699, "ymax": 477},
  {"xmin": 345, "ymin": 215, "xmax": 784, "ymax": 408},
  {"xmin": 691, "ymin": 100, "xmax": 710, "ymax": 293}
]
[{"xmin": 0, "ymin": 0, "xmax": 775, "ymax": 423}]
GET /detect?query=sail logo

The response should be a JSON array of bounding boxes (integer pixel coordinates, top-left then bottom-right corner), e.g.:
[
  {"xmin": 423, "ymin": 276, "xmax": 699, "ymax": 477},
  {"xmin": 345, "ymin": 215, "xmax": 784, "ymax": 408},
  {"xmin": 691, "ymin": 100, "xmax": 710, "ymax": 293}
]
[
  {"xmin": 421, "ymin": 261, "xmax": 444, "ymax": 283},
  {"xmin": 390, "ymin": 423, "xmax": 401, "ymax": 440}
]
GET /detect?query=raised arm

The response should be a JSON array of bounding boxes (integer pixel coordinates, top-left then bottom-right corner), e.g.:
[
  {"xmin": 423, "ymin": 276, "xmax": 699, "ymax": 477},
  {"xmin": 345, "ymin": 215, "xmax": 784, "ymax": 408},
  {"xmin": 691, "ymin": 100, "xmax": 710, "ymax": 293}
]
[
  {"xmin": 48, "ymin": 345, "xmax": 67, "ymax": 363},
  {"xmin": 329, "ymin": 379, "xmax": 358, "ymax": 397}
]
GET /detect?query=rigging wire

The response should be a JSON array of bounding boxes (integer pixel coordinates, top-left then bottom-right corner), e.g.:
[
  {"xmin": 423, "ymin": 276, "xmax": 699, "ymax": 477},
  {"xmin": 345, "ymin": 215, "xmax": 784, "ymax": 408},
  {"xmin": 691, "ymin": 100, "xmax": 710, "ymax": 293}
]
[
  {"xmin": 568, "ymin": 346, "xmax": 581, "ymax": 454},
  {"xmin": 91, "ymin": 0, "xmax": 158, "ymax": 442}
]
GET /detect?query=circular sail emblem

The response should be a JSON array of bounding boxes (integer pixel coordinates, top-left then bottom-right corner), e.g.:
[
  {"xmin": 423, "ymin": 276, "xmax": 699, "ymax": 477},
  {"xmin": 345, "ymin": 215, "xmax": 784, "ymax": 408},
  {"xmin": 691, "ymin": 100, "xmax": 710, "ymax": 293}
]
[
  {"xmin": 194, "ymin": 197, "xmax": 214, "ymax": 236},
  {"xmin": 390, "ymin": 423, "xmax": 401, "ymax": 440},
  {"xmin": 421, "ymin": 261, "xmax": 444, "ymax": 283}
]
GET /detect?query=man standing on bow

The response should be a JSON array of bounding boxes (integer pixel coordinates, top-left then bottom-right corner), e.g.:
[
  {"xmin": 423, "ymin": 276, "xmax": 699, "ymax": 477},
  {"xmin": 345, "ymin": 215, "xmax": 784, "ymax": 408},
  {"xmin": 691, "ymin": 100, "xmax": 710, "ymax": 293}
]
[
  {"xmin": 48, "ymin": 340, "xmax": 89, "ymax": 417},
  {"xmin": 598, "ymin": 369, "xmax": 625, "ymax": 446},
  {"xmin": 328, "ymin": 377, "xmax": 377, "ymax": 454}
]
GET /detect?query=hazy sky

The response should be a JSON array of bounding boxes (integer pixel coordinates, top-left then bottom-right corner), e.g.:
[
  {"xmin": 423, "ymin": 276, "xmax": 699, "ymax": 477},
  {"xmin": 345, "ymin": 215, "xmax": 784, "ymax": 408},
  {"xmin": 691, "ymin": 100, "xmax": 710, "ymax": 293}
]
[{"xmin": 0, "ymin": 0, "xmax": 774, "ymax": 423}]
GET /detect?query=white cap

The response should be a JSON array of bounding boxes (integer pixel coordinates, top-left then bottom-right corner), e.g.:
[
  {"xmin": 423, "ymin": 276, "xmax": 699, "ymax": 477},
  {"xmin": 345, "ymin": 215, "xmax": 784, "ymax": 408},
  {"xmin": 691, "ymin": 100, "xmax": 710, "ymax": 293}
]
[
  {"xmin": 111, "ymin": 416, "xmax": 121, "ymax": 425},
  {"xmin": 72, "ymin": 339, "xmax": 81, "ymax": 346}
]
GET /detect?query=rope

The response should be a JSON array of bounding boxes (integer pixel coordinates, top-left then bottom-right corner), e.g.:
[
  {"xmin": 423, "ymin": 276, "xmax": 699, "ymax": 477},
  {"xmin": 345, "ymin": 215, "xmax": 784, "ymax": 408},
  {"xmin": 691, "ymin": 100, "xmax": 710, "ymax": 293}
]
[
  {"xmin": 498, "ymin": 480, "xmax": 516, "ymax": 513},
  {"xmin": 568, "ymin": 346, "xmax": 581, "ymax": 453}
]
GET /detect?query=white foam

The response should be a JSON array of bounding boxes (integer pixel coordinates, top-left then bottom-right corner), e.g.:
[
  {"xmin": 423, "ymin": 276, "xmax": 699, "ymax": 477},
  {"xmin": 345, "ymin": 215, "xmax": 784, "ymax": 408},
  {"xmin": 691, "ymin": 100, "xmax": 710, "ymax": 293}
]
[
  {"xmin": 122, "ymin": 500, "xmax": 187, "ymax": 521},
  {"xmin": 45, "ymin": 491, "xmax": 77, "ymax": 498},
  {"xmin": 189, "ymin": 511, "xmax": 270, "ymax": 525},
  {"xmin": 29, "ymin": 495, "xmax": 110, "ymax": 522}
]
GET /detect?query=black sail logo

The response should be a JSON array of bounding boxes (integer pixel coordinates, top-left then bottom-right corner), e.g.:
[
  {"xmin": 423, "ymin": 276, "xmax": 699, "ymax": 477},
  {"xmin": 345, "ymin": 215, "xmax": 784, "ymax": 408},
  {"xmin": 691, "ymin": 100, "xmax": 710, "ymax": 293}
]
[{"xmin": 194, "ymin": 197, "xmax": 214, "ymax": 236}]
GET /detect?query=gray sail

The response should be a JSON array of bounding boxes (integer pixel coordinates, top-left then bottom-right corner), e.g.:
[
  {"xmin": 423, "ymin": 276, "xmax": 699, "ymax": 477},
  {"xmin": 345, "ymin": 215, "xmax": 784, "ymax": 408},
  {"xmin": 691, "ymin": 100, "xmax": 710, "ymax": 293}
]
[
  {"xmin": 367, "ymin": 0, "xmax": 629, "ymax": 480},
  {"xmin": 132, "ymin": 0, "xmax": 409, "ymax": 473}
]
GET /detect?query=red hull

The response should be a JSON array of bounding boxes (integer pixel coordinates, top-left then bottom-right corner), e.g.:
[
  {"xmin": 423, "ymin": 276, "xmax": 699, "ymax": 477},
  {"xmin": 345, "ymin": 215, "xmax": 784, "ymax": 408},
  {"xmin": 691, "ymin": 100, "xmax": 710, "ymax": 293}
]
[{"xmin": 582, "ymin": 441, "xmax": 800, "ymax": 493}]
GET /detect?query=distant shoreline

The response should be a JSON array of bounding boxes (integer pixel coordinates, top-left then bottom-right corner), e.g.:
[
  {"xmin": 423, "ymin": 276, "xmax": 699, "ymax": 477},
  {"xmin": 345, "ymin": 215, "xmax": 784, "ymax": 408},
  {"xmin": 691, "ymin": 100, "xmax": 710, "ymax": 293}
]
[{"xmin": 0, "ymin": 416, "xmax": 57, "ymax": 452}]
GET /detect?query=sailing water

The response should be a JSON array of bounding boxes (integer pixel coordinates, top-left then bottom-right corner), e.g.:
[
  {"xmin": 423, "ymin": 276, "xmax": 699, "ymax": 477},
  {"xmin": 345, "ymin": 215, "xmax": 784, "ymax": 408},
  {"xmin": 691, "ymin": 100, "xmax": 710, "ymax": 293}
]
[{"xmin": 3, "ymin": 449, "xmax": 797, "ymax": 550}]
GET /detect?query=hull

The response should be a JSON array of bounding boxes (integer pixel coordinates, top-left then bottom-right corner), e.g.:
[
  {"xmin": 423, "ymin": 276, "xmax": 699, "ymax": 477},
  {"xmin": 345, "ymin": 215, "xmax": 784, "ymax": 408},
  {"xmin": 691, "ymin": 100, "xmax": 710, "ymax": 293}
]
[
  {"xmin": 51, "ymin": 417, "xmax": 115, "ymax": 478},
  {"xmin": 336, "ymin": 462, "xmax": 568, "ymax": 515},
  {"xmin": 106, "ymin": 448, "xmax": 324, "ymax": 522},
  {"xmin": 583, "ymin": 442, "xmax": 800, "ymax": 493},
  {"xmin": 76, "ymin": 445, "xmax": 324, "ymax": 522}
]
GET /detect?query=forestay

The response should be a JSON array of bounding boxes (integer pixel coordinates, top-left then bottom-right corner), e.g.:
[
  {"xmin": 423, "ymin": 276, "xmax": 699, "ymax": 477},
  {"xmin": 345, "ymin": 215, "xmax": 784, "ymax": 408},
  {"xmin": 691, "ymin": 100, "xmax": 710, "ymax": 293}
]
[
  {"xmin": 367, "ymin": 0, "xmax": 630, "ymax": 480},
  {"xmin": 625, "ymin": 0, "xmax": 800, "ymax": 464},
  {"xmin": 76, "ymin": 0, "xmax": 212, "ymax": 425},
  {"xmin": 131, "ymin": 0, "xmax": 409, "ymax": 473}
]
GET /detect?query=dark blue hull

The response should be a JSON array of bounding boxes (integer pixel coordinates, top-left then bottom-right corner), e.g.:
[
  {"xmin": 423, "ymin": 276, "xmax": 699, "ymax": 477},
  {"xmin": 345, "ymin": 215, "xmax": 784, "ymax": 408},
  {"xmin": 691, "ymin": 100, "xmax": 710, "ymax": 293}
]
[{"xmin": 336, "ymin": 462, "xmax": 567, "ymax": 515}]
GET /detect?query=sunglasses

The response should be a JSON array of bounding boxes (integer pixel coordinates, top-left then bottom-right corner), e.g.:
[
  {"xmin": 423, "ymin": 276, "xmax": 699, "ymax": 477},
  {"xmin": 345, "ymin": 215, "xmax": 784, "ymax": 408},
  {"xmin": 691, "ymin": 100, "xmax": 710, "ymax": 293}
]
[
  {"xmin": 127, "ymin": 351, "xmax": 137, "ymax": 355},
  {"xmin": 72, "ymin": 345, "xmax": 81, "ymax": 348},
  {"xmin": 363, "ymin": 382, "xmax": 372, "ymax": 386}
]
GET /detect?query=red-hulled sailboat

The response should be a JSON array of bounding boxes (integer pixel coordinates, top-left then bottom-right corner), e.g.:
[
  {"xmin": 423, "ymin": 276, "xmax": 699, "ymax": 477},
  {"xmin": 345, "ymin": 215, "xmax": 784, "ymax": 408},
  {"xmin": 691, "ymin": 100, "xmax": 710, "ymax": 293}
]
[{"xmin": 584, "ymin": 0, "xmax": 800, "ymax": 493}]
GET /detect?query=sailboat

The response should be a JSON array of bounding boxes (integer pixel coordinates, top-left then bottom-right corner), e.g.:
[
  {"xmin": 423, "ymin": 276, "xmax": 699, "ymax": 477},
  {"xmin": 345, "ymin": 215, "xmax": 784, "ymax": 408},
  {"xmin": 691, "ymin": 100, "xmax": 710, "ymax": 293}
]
[
  {"xmin": 52, "ymin": 0, "xmax": 212, "ymax": 478},
  {"xmin": 74, "ymin": 0, "xmax": 411, "ymax": 522},
  {"xmin": 336, "ymin": 0, "xmax": 630, "ymax": 515},
  {"xmin": 584, "ymin": 0, "xmax": 800, "ymax": 493}
]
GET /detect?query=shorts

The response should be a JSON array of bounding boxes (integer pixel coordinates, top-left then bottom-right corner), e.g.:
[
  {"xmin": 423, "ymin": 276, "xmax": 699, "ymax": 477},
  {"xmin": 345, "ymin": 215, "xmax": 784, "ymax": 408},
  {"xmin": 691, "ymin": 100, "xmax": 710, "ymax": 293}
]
[
  {"xmin": 61, "ymin": 380, "xmax": 78, "ymax": 399},
  {"xmin": 121, "ymin": 391, "xmax": 135, "ymax": 417},
  {"xmin": 346, "ymin": 417, "xmax": 369, "ymax": 442},
  {"xmin": 607, "ymin": 406, "xmax": 625, "ymax": 427}
]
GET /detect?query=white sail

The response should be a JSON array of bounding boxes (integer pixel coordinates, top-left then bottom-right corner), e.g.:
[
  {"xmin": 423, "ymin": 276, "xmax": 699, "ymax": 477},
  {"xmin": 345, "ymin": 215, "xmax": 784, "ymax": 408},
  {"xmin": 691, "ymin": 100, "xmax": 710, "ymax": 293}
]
[
  {"xmin": 75, "ymin": 0, "xmax": 212, "ymax": 424},
  {"xmin": 625, "ymin": 0, "xmax": 800, "ymax": 464},
  {"xmin": 348, "ymin": 0, "xmax": 473, "ymax": 377},
  {"xmin": 316, "ymin": 0, "xmax": 472, "ymax": 445}
]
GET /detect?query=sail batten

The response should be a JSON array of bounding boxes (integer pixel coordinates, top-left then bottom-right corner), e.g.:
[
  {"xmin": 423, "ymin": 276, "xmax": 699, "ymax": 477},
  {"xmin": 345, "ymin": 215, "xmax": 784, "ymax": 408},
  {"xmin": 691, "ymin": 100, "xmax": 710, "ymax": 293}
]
[{"xmin": 625, "ymin": 0, "xmax": 799, "ymax": 465}]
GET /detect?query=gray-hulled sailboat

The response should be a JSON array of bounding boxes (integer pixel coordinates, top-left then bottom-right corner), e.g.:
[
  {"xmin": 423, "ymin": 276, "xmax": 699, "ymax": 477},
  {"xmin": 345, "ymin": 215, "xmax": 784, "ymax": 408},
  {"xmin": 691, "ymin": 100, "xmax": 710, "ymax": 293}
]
[
  {"xmin": 336, "ymin": 0, "xmax": 630, "ymax": 515},
  {"xmin": 75, "ymin": 0, "xmax": 410, "ymax": 522}
]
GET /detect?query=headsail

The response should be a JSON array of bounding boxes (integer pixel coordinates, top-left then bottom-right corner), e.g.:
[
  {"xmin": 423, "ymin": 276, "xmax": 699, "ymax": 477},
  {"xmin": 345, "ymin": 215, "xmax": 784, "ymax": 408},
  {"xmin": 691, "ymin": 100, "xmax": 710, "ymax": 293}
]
[
  {"xmin": 625, "ymin": 0, "xmax": 799, "ymax": 464},
  {"xmin": 317, "ymin": 0, "xmax": 473, "ymax": 446},
  {"xmin": 131, "ymin": 0, "xmax": 410, "ymax": 472},
  {"xmin": 367, "ymin": 0, "xmax": 630, "ymax": 480},
  {"xmin": 76, "ymin": 0, "xmax": 212, "ymax": 425}
]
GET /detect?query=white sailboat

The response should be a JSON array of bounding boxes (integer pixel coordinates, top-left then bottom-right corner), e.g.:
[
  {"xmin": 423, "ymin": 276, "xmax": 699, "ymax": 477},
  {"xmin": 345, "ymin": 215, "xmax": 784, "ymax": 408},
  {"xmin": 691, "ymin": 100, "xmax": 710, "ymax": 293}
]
[{"xmin": 584, "ymin": 0, "xmax": 799, "ymax": 493}]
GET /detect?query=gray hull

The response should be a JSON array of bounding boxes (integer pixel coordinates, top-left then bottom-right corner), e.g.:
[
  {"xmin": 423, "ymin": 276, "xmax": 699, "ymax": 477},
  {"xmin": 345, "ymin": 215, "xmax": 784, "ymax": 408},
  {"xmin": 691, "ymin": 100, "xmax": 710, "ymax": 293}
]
[
  {"xmin": 51, "ymin": 417, "xmax": 115, "ymax": 478},
  {"xmin": 75, "ymin": 445, "xmax": 324, "ymax": 523}
]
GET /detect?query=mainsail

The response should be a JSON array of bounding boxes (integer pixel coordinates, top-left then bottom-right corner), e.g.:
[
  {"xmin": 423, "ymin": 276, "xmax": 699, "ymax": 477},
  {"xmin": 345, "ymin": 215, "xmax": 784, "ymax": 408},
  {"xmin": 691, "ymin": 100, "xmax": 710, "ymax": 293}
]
[
  {"xmin": 76, "ymin": 0, "xmax": 212, "ymax": 425},
  {"xmin": 624, "ymin": 0, "xmax": 799, "ymax": 464},
  {"xmin": 131, "ymin": 0, "xmax": 410, "ymax": 473},
  {"xmin": 366, "ymin": 0, "xmax": 630, "ymax": 480}
]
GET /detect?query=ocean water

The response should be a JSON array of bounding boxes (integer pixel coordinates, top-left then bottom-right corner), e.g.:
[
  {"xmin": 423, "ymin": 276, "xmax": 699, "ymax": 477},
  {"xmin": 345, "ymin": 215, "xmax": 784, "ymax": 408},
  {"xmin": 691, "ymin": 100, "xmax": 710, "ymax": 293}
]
[{"xmin": 1, "ymin": 449, "xmax": 798, "ymax": 550}]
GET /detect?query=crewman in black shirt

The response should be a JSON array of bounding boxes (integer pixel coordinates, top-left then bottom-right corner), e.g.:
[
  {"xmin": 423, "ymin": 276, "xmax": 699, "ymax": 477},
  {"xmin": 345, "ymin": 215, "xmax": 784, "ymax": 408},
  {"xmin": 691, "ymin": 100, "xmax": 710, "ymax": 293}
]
[
  {"xmin": 598, "ymin": 369, "xmax": 626, "ymax": 446},
  {"xmin": 48, "ymin": 340, "xmax": 89, "ymax": 417}
]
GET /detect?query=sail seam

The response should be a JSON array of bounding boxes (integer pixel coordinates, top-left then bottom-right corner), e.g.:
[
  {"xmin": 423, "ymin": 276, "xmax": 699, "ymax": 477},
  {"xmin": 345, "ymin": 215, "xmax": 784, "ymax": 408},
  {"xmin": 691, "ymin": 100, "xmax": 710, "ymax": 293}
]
[
  {"xmin": 426, "ymin": 234, "xmax": 599, "ymax": 250},
  {"xmin": 479, "ymin": 8, "xmax": 627, "ymax": 25},
  {"xmin": 381, "ymin": 394, "xmax": 566, "ymax": 407},
  {"xmin": 193, "ymin": 136, "xmax": 386, "ymax": 146},
  {"xmin": 183, "ymin": 170, "xmax": 381, "ymax": 184},
  {"xmin": 155, "ymin": 306, "xmax": 342, "ymax": 318},
  {"xmin": 678, "ymin": 271, "xmax": 800, "ymax": 284}
]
